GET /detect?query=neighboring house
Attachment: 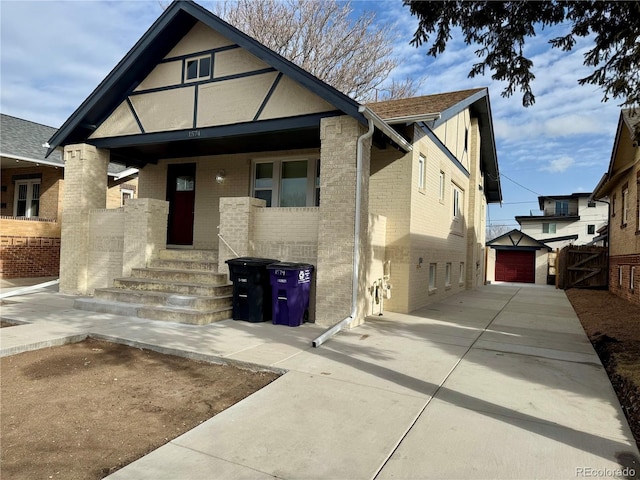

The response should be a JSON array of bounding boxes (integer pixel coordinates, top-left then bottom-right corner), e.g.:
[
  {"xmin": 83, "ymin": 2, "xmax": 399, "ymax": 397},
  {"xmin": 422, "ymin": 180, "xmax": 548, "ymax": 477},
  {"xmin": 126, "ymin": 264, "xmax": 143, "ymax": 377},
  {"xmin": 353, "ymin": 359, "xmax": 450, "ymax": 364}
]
[
  {"xmin": 486, "ymin": 229, "xmax": 551, "ymax": 284},
  {"xmin": 593, "ymin": 109, "xmax": 640, "ymax": 305},
  {"xmin": 44, "ymin": 0, "xmax": 501, "ymax": 330},
  {"xmin": 0, "ymin": 114, "xmax": 138, "ymax": 278},
  {"xmin": 515, "ymin": 192, "xmax": 608, "ymax": 249}
]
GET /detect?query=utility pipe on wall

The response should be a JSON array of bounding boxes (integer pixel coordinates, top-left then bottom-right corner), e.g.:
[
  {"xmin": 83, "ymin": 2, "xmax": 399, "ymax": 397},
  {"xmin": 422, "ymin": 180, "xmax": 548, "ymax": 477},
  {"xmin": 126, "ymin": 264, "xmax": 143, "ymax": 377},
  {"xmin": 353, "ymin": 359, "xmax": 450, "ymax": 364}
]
[{"xmin": 312, "ymin": 112, "xmax": 375, "ymax": 348}]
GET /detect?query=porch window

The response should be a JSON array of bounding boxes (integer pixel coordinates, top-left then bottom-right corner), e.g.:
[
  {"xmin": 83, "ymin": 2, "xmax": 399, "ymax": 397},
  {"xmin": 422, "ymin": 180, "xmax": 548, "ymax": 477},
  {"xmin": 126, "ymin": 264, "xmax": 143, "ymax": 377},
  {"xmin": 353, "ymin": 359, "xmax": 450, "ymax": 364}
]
[
  {"xmin": 252, "ymin": 158, "xmax": 320, "ymax": 208},
  {"xmin": 14, "ymin": 179, "xmax": 40, "ymax": 218}
]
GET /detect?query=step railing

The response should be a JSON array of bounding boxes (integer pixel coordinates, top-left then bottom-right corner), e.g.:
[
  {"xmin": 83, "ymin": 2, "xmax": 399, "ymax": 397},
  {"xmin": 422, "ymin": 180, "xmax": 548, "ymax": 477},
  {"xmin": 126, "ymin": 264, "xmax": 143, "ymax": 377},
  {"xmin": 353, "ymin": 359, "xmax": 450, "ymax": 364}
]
[{"xmin": 217, "ymin": 226, "xmax": 240, "ymax": 258}]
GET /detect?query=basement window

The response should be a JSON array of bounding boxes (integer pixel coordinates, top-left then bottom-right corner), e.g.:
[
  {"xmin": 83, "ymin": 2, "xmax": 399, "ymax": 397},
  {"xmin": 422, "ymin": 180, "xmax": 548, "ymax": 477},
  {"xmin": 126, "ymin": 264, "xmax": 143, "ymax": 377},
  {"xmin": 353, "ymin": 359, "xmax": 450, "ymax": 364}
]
[
  {"xmin": 429, "ymin": 263, "xmax": 437, "ymax": 292},
  {"xmin": 185, "ymin": 55, "xmax": 212, "ymax": 81}
]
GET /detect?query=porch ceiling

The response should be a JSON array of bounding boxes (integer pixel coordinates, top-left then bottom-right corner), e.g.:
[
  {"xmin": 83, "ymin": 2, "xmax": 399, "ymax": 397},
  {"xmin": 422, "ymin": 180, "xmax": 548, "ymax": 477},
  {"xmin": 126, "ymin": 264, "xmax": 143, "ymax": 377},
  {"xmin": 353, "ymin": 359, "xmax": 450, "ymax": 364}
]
[{"xmin": 92, "ymin": 114, "xmax": 332, "ymax": 167}]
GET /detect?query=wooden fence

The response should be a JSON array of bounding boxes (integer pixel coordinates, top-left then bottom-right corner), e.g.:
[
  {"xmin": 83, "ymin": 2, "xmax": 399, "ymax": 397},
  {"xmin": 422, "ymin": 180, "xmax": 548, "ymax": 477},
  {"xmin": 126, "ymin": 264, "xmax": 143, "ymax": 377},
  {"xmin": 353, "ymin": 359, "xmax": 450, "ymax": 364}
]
[{"xmin": 556, "ymin": 245, "xmax": 608, "ymax": 289}]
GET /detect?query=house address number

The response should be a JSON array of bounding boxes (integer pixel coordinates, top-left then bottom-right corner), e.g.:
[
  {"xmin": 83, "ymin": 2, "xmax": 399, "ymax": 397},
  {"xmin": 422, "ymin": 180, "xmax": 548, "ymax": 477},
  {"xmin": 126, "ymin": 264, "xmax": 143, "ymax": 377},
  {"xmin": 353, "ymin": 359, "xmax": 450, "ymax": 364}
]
[{"xmin": 188, "ymin": 130, "xmax": 201, "ymax": 138}]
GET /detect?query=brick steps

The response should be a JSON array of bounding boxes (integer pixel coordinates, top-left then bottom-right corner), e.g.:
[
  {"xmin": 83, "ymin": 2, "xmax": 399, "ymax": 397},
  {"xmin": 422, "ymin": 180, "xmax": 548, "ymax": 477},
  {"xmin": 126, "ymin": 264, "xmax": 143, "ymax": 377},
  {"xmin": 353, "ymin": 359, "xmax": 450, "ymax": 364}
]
[{"xmin": 74, "ymin": 249, "xmax": 233, "ymax": 325}]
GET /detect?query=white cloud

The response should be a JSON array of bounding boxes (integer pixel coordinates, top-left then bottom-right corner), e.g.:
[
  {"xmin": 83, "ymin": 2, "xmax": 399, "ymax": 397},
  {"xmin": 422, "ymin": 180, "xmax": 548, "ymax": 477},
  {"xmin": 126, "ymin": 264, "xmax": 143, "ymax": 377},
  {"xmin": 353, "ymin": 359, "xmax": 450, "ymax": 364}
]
[{"xmin": 539, "ymin": 156, "xmax": 575, "ymax": 173}]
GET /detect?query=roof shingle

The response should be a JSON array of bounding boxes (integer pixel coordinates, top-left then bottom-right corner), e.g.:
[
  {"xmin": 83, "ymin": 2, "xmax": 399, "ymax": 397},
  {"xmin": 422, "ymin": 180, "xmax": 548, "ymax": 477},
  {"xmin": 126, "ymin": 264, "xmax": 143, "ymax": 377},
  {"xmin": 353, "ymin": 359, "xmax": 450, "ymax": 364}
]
[{"xmin": 366, "ymin": 88, "xmax": 486, "ymax": 120}]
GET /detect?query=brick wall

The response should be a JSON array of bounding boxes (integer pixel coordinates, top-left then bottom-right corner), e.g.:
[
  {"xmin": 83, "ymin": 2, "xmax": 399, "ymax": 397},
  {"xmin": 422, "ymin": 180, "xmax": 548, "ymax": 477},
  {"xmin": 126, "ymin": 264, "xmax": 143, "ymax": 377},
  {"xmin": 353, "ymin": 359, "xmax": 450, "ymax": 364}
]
[
  {"xmin": 0, "ymin": 165, "xmax": 63, "ymax": 220},
  {"xmin": 315, "ymin": 115, "xmax": 370, "ymax": 327},
  {"xmin": 0, "ymin": 236, "xmax": 61, "ymax": 278},
  {"xmin": 609, "ymin": 254, "xmax": 640, "ymax": 305}
]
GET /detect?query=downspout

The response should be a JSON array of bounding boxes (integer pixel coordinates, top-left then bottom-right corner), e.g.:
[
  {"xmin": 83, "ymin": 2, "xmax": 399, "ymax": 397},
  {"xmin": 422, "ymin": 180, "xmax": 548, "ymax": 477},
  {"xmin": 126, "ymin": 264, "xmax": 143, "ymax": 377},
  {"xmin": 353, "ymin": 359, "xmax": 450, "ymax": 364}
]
[{"xmin": 312, "ymin": 111, "xmax": 375, "ymax": 348}]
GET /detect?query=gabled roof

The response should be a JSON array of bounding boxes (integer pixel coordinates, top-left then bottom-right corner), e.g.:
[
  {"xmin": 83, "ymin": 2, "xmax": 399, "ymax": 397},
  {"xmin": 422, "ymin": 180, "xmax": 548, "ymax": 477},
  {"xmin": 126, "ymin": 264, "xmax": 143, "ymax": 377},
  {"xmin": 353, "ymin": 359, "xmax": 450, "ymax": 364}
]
[
  {"xmin": 486, "ymin": 229, "xmax": 551, "ymax": 251},
  {"xmin": 46, "ymin": 0, "xmax": 366, "ymax": 158},
  {"xmin": 1, "ymin": 113, "xmax": 133, "ymax": 176},
  {"xmin": 369, "ymin": 88, "xmax": 501, "ymax": 203},
  {"xmin": 593, "ymin": 108, "xmax": 639, "ymax": 199}
]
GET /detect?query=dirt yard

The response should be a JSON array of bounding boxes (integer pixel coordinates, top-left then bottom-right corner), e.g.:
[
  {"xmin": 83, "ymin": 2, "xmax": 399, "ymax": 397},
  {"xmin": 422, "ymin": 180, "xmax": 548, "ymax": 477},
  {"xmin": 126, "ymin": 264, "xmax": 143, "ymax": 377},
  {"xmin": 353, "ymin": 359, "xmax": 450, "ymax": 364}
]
[
  {"xmin": 0, "ymin": 338, "xmax": 280, "ymax": 480},
  {"xmin": 566, "ymin": 289, "xmax": 640, "ymax": 448}
]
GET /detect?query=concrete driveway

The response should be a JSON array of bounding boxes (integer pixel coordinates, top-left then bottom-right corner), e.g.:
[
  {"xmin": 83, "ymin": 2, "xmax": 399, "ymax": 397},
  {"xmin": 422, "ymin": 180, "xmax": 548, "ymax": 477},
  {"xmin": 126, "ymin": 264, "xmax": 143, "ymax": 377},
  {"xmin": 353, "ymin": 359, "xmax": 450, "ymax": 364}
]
[{"xmin": 1, "ymin": 282, "xmax": 638, "ymax": 479}]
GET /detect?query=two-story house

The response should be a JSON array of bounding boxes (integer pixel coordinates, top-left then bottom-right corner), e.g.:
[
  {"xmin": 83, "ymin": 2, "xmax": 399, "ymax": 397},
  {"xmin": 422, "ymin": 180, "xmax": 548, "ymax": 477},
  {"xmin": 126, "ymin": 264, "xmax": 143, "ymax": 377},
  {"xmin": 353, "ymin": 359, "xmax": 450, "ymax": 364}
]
[
  {"xmin": 515, "ymin": 193, "xmax": 608, "ymax": 248},
  {"xmin": 43, "ymin": 0, "xmax": 501, "ymax": 337}
]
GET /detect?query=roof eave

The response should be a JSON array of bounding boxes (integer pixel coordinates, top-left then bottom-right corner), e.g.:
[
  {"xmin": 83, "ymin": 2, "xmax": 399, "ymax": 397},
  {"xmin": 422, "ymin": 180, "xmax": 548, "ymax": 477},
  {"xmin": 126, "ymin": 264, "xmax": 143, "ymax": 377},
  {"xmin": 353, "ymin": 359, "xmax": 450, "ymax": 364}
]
[{"xmin": 47, "ymin": 0, "xmax": 368, "ymax": 156}]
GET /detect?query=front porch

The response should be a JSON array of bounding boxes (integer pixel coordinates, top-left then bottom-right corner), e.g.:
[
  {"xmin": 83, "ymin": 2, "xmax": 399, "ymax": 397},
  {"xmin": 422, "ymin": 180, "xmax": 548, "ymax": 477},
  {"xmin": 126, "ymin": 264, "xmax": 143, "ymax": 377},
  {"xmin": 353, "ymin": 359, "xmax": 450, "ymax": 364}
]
[{"xmin": 60, "ymin": 115, "xmax": 392, "ymax": 328}]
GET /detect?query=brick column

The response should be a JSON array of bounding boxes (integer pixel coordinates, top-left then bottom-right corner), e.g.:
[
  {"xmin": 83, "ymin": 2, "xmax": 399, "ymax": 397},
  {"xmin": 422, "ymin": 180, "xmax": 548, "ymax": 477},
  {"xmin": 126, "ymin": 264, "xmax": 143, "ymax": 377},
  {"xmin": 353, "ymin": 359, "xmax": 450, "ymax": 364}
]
[
  {"xmin": 123, "ymin": 198, "xmax": 169, "ymax": 277},
  {"xmin": 217, "ymin": 197, "xmax": 266, "ymax": 274},
  {"xmin": 59, "ymin": 144, "xmax": 109, "ymax": 294},
  {"xmin": 315, "ymin": 116, "xmax": 371, "ymax": 327}
]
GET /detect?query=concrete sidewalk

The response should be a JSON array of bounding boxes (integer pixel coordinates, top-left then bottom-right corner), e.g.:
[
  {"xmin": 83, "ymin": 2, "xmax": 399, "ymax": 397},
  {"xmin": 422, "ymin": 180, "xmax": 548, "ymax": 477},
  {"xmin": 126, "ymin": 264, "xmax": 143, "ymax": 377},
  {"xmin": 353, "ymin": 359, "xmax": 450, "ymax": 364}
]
[{"xmin": 1, "ymin": 284, "xmax": 638, "ymax": 479}]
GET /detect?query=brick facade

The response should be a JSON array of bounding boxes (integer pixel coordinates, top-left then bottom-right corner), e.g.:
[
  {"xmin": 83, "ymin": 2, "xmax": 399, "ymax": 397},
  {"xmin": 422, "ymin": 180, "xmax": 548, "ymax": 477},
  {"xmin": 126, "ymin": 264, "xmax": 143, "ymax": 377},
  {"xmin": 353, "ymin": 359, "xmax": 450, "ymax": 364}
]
[
  {"xmin": 0, "ymin": 236, "xmax": 61, "ymax": 278},
  {"xmin": 609, "ymin": 254, "xmax": 640, "ymax": 305},
  {"xmin": 60, "ymin": 144, "xmax": 109, "ymax": 294},
  {"xmin": 605, "ymin": 122, "xmax": 640, "ymax": 305},
  {"xmin": 315, "ymin": 115, "xmax": 370, "ymax": 327}
]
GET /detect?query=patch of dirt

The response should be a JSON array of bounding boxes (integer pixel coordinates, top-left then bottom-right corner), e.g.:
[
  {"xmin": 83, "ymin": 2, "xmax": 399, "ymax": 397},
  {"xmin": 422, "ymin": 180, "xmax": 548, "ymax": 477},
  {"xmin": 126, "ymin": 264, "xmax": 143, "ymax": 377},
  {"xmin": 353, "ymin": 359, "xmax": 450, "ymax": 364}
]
[
  {"xmin": 0, "ymin": 339, "xmax": 280, "ymax": 479},
  {"xmin": 566, "ymin": 289, "xmax": 640, "ymax": 449}
]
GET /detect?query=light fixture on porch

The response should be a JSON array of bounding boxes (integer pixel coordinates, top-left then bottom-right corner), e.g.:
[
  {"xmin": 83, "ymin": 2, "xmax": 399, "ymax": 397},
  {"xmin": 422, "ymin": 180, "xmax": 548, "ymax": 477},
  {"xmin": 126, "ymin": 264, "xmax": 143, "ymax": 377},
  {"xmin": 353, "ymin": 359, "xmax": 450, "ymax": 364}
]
[{"xmin": 215, "ymin": 170, "xmax": 226, "ymax": 184}]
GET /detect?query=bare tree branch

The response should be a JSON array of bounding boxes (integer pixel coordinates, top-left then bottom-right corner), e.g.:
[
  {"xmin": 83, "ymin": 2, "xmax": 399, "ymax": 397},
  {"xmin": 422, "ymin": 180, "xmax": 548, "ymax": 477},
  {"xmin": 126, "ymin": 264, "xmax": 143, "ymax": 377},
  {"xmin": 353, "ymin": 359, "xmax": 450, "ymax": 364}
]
[{"xmin": 215, "ymin": 0, "xmax": 417, "ymax": 102}]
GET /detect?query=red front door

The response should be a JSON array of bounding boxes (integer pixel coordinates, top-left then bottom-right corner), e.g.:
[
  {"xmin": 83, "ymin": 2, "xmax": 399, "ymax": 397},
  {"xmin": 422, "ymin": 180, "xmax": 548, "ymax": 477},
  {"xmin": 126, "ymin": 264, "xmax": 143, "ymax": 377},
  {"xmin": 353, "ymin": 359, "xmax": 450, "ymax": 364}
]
[{"xmin": 166, "ymin": 163, "xmax": 196, "ymax": 245}]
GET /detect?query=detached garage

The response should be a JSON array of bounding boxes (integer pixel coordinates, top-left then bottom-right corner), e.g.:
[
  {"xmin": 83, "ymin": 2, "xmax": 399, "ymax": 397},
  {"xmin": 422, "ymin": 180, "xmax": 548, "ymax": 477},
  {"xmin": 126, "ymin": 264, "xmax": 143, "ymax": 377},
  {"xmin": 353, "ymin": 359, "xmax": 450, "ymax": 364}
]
[{"xmin": 486, "ymin": 230, "xmax": 551, "ymax": 285}]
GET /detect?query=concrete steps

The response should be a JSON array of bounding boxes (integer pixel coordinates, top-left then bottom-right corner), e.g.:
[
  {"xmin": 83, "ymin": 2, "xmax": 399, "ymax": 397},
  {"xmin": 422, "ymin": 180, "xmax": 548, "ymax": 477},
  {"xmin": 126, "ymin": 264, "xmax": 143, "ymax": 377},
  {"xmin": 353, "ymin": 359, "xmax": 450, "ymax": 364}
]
[{"xmin": 74, "ymin": 249, "xmax": 233, "ymax": 325}]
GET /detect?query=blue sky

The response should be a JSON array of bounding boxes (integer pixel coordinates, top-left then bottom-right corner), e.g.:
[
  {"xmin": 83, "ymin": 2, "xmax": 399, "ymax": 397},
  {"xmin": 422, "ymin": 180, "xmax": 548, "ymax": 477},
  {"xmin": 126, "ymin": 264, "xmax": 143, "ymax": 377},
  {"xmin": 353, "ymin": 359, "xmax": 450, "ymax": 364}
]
[{"xmin": 0, "ymin": 1, "xmax": 621, "ymax": 231}]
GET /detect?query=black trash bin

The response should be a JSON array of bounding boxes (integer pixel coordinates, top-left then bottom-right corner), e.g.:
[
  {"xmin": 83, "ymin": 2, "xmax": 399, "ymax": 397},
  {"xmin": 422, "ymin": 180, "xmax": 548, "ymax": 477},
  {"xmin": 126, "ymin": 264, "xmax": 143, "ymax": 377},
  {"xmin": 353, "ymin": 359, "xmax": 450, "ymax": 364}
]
[
  {"xmin": 267, "ymin": 262, "xmax": 314, "ymax": 327},
  {"xmin": 226, "ymin": 257, "xmax": 279, "ymax": 323}
]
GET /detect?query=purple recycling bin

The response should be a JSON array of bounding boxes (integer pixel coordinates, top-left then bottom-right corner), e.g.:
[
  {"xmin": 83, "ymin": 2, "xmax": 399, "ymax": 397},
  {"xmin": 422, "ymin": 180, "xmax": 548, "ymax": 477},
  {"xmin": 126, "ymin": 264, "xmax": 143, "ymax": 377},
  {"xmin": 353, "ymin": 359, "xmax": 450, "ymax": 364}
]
[{"xmin": 267, "ymin": 263, "xmax": 314, "ymax": 327}]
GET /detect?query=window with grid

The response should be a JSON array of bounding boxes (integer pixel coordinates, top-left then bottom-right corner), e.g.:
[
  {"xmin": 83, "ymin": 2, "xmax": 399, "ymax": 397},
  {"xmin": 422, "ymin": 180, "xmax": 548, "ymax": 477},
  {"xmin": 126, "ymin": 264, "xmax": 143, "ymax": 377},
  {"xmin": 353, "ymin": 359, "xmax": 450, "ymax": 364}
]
[{"xmin": 14, "ymin": 179, "xmax": 40, "ymax": 218}]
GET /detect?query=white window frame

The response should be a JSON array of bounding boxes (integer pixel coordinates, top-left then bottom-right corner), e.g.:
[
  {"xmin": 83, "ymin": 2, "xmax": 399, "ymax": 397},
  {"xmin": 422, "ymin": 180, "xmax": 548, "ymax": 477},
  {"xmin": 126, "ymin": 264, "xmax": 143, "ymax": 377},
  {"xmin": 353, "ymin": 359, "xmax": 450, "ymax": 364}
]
[
  {"xmin": 445, "ymin": 262, "xmax": 452, "ymax": 287},
  {"xmin": 631, "ymin": 266, "xmax": 636, "ymax": 291},
  {"xmin": 121, "ymin": 188, "xmax": 134, "ymax": 206},
  {"xmin": 543, "ymin": 223, "xmax": 557, "ymax": 234},
  {"xmin": 429, "ymin": 263, "xmax": 437, "ymax": 292},
  {"xmin": 622, "ymin": 187, "xmax": 629, "ymax": 225},
  {"xmin": 459, "ymin": 262, "xmax": 465, "ymax": 285},
  {"xmin": 184, "ymin": 54, "xmax": 212, "ymax": 82},
  {"xmin": 452, "ymin": 183, "xmax": 464, "ymax": 220},
  {"xmin": 417, "ymin": 154, "xmax": 426, "ymax": 192},
  {"xmin": 251, "ymin": 157, "xmax": 320, "ymax": 208},
  {"xmin": 439, "ymin": 171, "xmax": 445, "ymax": 202},
  {"xmin": 13, "ymin": 179, "xmax": 41, "ymax": 218}
]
